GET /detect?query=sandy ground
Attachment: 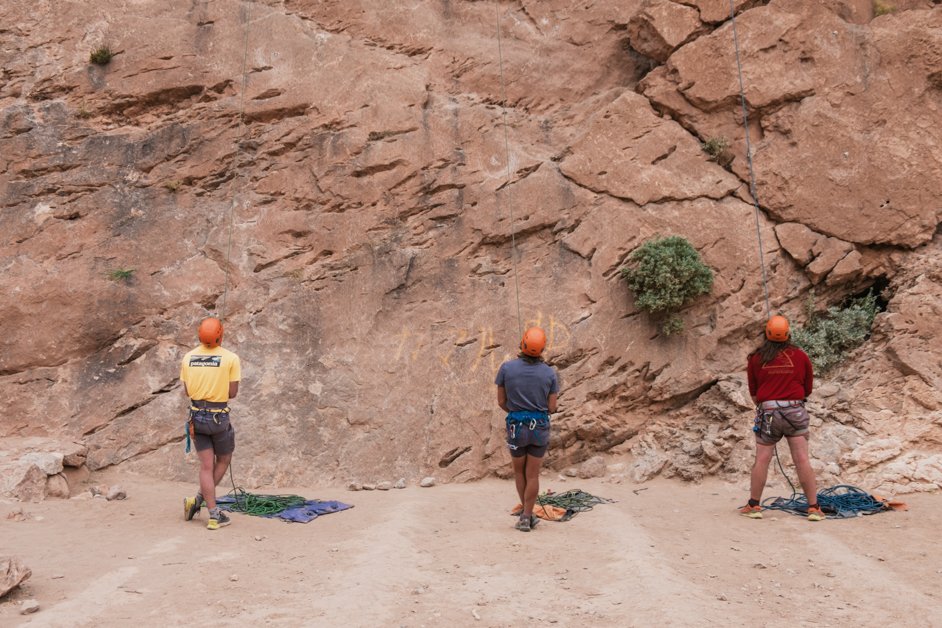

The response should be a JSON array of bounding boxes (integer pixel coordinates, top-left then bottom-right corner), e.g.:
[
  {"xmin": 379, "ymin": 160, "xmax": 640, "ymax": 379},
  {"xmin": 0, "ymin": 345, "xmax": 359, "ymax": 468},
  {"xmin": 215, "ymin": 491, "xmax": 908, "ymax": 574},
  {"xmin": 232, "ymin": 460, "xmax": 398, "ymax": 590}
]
[{"xmin": 1, "ymin": 469, "xmax": 940, "ymax": 627}]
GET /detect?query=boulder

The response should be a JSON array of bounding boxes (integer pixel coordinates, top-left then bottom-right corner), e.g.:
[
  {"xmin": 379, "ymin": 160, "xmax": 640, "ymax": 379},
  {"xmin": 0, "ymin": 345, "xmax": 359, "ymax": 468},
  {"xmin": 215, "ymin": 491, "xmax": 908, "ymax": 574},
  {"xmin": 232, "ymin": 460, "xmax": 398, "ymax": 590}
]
[
  {"xmin": 45, "ymin": 473, "xmax": 71, "ymax": 499},
  {"xmin": 0, "ymin": 557, "xmax": 32, "ymax": 598},
  {"xmin": 577, "ymin": 455, "xmax": 608, "ymax": 479},
  {"xmin": 19, "ymin": 452, "xmax": 63, "ymax": 476},
  {"xmin": 627, "ymin": 0, "xmax": 704, "ymax": 62}
]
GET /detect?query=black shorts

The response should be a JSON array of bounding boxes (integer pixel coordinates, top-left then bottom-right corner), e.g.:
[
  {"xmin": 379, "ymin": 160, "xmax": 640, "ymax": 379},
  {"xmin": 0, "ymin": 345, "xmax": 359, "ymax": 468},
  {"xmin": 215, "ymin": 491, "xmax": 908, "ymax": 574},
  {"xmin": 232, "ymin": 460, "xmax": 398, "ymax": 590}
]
[
  {"xmin": 191, "ymin": 410, "xmax": 236, "ymax": 456},
  {"xmin": 507, "ymin": 422, "xmax": 550, "ymax": 458}
]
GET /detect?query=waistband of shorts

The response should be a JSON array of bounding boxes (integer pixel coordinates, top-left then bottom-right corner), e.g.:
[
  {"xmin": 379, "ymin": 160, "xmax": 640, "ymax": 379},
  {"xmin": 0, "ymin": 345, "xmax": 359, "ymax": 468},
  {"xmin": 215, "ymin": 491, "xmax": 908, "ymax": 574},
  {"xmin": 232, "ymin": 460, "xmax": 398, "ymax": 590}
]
[{"xmin": 758, "ymin": 400, "xmax": 804, "ymax": 410}]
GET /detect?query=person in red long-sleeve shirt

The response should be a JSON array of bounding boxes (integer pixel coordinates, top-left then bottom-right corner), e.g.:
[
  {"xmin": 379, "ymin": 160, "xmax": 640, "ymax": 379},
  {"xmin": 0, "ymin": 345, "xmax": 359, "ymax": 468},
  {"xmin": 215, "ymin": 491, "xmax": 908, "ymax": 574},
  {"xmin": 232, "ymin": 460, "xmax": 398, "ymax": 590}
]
[{"xmin": 740, "ymin": 316, "xmax": 824, "ymax": 522}]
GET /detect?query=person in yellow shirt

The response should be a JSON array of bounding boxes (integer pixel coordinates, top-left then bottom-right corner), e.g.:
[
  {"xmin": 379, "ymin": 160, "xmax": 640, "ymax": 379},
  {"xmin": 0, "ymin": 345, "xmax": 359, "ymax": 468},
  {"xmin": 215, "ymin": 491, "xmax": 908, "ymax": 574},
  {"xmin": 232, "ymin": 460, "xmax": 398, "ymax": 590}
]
[{"xmin": 180, "ymin": 318, "xmax": 241, "ymax": 530}]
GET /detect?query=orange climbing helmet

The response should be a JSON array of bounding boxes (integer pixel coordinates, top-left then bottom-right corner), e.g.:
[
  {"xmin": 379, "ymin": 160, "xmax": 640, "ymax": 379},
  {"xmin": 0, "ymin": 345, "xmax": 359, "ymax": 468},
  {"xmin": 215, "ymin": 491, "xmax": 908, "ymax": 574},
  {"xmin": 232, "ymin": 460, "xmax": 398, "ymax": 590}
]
[
  {"xmin": 765, "ymin": 315, "xmax": 790, "ymax": 342},
  {"xmin": 198, "ymin": 317, "xmax": 224, "ymax": 347},
  {"xmin": 520, "ymin": 327, "xmax": 547, "ymax": 357}
]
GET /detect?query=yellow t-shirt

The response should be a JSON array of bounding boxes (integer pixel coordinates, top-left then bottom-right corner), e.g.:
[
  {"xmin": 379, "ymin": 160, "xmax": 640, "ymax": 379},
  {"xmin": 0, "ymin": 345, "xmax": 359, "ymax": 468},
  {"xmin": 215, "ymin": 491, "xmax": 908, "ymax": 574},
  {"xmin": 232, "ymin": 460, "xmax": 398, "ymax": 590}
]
[{"xmin": 180, "ymin": 345, "xmax": 241, "ymax": 403}]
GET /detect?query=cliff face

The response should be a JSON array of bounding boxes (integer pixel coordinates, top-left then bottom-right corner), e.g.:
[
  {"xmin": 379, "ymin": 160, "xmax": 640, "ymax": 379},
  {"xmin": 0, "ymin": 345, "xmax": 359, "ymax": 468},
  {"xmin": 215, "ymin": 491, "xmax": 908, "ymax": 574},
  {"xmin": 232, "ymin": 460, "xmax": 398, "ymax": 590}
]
[{"xmin": 1, "ymin": 0, "xmax": 940, "ymax": 493}]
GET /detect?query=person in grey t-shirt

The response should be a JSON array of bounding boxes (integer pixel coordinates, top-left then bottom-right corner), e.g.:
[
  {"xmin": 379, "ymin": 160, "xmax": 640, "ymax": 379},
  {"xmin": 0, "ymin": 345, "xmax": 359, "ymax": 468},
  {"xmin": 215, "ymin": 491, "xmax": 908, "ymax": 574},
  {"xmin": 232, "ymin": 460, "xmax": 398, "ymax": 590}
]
[{"xmin": 495, "ymin": 327, "xmax": 559, "ymax": 532}]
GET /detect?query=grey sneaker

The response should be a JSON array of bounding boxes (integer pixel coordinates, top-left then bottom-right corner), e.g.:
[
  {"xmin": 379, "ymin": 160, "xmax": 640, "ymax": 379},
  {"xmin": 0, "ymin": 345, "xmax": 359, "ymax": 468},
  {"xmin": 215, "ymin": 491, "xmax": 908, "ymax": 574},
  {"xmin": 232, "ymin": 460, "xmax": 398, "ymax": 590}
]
[
  {"xmin": 529, "ymin": 515, "xmax": 539, "ymax": 529},
  {"xmin": 514, "ymin": 516, "xmax": 531, "ymax": 532},
  {"xmin": 207, "ymin": 511, "xmax": 231, "ymax": 530}
]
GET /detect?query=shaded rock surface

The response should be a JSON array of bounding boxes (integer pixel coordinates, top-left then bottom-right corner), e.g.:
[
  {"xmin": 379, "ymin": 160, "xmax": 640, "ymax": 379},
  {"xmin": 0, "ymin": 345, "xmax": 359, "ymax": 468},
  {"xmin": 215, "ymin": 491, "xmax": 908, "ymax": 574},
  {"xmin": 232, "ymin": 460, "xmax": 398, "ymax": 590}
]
[
  {"xmin": 0, "ymin": 1, "xmax": 939, "ymax": 491},
  {"xmin": 0, "ymin": 557, "xmax": 31, "ymax": 599}
]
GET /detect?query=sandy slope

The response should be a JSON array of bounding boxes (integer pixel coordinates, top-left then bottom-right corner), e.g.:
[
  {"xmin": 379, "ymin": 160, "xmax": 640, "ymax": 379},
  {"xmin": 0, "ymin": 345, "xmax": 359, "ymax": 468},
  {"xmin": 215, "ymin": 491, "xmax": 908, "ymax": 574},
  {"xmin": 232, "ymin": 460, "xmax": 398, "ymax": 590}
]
[{"xmin": 1, "ymin": 470, "xmax": 940, "ymax": 627}]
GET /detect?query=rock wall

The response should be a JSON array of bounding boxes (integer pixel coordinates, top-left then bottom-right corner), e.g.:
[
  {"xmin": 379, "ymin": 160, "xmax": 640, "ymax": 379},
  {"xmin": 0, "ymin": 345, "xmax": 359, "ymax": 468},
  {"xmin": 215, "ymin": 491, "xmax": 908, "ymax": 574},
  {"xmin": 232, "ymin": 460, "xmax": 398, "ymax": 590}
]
[{"xmin": 1, "ymin": 0, "xmax": 940, "ymax": 493}]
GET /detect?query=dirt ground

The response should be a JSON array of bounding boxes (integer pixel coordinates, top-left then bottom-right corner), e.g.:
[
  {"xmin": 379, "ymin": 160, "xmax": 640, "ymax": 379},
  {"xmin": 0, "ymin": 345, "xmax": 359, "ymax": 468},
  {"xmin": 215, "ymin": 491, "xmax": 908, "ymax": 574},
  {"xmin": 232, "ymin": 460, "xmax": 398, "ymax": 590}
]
[{"xmin": 1, "ymin": 468, "xmax": 940, "ymax": 627}]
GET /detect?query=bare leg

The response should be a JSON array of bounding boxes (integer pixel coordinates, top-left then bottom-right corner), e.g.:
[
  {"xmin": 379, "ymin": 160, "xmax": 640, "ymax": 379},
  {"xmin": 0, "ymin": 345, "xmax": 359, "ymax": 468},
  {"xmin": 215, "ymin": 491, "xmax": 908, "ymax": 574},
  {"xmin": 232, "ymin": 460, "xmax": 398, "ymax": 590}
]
[
  {"xmin": 511, "ymin": 455, "xmax": 527, "ymax": 508},
  {"xmin": 522, "ymin": 454, "xmax": 543, "ymax": 517},
  {"xmin": 213, "ymin": 453, "xmax": 232, "ymax": 487},
  {"xmin": 197, "ymin": 447, "xmax": 217, "ymax": 511},
  {"xmin": 750, "ymin": 443, "xmax": 775, "ymax": 502},
  {"xmin": 786, "ymin": 435, "xmax": 818, "ymax": 505}
]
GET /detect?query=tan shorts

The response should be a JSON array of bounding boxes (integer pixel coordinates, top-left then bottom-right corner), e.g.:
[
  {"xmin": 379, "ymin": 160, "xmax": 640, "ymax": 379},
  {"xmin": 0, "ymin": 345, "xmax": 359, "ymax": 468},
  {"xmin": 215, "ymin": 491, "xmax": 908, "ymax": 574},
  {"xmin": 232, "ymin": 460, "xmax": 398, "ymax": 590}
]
[{"xmin": 754, "ymin": 401, "xmax": 809, "ymax": 445}]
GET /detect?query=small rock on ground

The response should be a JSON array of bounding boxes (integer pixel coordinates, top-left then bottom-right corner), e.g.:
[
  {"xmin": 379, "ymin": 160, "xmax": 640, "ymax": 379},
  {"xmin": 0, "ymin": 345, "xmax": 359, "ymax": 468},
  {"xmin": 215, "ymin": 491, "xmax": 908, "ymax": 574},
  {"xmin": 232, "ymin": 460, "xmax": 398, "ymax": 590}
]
[
  {"xmin": 394, "ymin": 478, "xmax": 406, "ymax": 489},
  {"xmin": 20, "ymin": 599, "xmax": 40, "ymax": 615},
  {"xmin": 106, "ymin": 485, "xmax": 127, "ymax": 501},
  {"xmin": 376, "ymin": 481, "xmax": 393, "ymax": 491},
  {"xmin": 347, "ymin": 482, "xmax": 362, "ymax": 491},
  {"xmin": 420, "ymin": 477, "xmax": 436, "ymax": 488}
]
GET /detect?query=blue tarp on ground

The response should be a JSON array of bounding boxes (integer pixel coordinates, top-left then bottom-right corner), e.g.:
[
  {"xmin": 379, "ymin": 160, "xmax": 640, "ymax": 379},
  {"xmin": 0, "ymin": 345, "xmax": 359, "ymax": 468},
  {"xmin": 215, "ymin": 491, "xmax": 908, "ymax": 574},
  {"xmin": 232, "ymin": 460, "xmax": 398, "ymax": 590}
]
[{"xmin": 216, "ymin": 496, "xmax": 353, "ymax": 523}]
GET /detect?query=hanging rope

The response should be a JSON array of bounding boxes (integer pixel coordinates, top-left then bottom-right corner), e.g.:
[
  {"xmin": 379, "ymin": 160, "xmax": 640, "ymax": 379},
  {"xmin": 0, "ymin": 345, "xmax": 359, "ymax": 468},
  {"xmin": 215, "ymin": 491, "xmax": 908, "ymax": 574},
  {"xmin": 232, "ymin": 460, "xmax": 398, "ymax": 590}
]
[
  {"xmin": 728, "ymin": 0, "xmax": 771, "ymax": 320},
  {"xmin": 218, "ymin": 1, "xmax": 253, "ymax": 322},
  {"xmin": 494, "ymin": 5, "xmax": 524, "ymax": 337}
]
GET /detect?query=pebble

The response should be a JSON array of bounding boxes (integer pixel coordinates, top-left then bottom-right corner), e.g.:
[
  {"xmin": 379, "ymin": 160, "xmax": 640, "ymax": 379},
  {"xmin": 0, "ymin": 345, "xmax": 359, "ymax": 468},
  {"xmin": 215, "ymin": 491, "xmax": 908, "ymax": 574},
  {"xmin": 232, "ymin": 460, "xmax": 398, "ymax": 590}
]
[
  {"xmin": 394, "ymin": 478, "xmax": 406, "ymax": 489},
  {"xmin": 347, "ymin": 482, "xmax": 362, "ymax": 491},
  {"xmin": 376, "ymin": 481, "xmax": 393, "ymax": 491},
  {"xmin": 254, "ymin": 535, "xmax": 265, "ymax": 542},
  {"xmin": 420, "ymin": 477, "xmax": 436, "ymax": 488},
  {"xmin": 106, "ymin": 485, "xmax": 127, "ymax": 501},
  {"xmin": 362, "ymin": 483, "xmax": 376, "ymax": 491},
  {"xmin": 20, "ymin": 599, "xmax": 40, "ymax": 615},
  {"xmin": 472, "ymin": 609, "xmax": 481, "ymax": 620},
  {"xmin": 717, "ymin": 595, "xmax": 728, "ymax": 602},
  {"xmin": 229, "ymin": 575, "xmax": 239, "ymax": 582}
]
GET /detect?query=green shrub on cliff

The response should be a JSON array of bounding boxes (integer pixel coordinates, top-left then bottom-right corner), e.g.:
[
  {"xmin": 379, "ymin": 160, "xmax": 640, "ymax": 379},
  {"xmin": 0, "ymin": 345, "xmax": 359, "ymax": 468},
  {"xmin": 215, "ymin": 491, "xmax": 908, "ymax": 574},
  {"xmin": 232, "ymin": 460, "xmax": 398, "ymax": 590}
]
[
  {"xmin": 620, "ymin": 236, "xmax": 714, "ymax": 335},
  {"xmin": 90, "ymin": 45, "xmax": 113, "ymax": 65},
  {"xmin": 873, "ymin": 1, "xmax": 896, "ymax": 17},
  {"xmin": 792, "ymin": 291, "xmax": 879, "ymax": 373}
]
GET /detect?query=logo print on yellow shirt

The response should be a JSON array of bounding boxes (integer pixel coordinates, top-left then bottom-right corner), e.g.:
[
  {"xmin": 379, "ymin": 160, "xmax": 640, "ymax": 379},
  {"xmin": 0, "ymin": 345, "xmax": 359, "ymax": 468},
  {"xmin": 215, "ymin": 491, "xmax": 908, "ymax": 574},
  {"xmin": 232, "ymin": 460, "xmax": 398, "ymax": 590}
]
[{"xmin": 189, "ymin": 356, "xmax": 222, "ymax": 368}]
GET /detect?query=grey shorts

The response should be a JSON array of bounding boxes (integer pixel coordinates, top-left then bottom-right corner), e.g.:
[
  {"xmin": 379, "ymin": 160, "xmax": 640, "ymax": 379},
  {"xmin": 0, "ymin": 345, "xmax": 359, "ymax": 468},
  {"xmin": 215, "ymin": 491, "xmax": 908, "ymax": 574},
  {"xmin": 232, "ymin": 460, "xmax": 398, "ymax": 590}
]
[
  {"xmin": 507, "ymin": 422, "xmax": 550, "ymax": 458},
  {"xmin": 191, "ymin": 410, "xmax": 236, "ymax": 456},
  {"xmin": 754, "ymin": 401, "xmax": 810, "ymax": 445}
]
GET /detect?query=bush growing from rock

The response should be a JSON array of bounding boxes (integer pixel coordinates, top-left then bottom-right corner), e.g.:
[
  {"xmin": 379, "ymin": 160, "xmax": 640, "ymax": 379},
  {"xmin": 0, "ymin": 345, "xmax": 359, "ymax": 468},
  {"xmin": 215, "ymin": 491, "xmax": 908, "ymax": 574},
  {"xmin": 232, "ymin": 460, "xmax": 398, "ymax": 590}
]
[
  {"xmin": 90, "ymin": 45, "xmax": 113, "ymax": 65},
  {"xmin": 792, "ymin": 291, "xmax": 879, "ymax": 373},
  {"xmin": 620, "ymin": 235, "xmax": 714, "ymax": 335}
]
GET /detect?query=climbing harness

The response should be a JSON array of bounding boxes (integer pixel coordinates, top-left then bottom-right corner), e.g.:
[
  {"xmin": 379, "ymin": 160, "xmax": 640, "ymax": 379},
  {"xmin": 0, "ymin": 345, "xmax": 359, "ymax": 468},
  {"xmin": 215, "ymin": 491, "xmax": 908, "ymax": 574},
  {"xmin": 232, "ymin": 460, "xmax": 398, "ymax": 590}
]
[{"xmin": 494, "ymin": 6, "xmax": 523, "ymax": 337}]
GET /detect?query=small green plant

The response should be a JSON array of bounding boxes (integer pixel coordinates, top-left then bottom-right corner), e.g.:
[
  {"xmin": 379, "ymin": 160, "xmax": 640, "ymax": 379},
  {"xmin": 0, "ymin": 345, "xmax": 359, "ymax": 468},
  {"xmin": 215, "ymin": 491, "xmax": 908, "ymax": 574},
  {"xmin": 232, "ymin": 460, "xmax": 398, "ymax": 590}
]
[
  {"xmin": 873, "ymin": 0, "xmax": 895, "ymax": 16},
  {"xmin": 76, "ymin": 102, "xmax": 94, "ymax": 119},
  {"xmin": 108, "ymin": 268, "xmax": 135, "ymax": 282},
  {"xmin": 620, "ymin": 235, "xmax": 714, "ymax": 335},
  {"xmin": 163, "ymin": 180, "xmax": 182, "ymax": 192},
  {"xmin": 791, "ymin": 290, "xmax": 879, "ymax": 373},
  {"xmin": 701, "ymin": 137, "xmax": 732, "ymax": 166},
  {"xmin": 90, "ymin": 45, "xmax": 114, "ymax": 66}
]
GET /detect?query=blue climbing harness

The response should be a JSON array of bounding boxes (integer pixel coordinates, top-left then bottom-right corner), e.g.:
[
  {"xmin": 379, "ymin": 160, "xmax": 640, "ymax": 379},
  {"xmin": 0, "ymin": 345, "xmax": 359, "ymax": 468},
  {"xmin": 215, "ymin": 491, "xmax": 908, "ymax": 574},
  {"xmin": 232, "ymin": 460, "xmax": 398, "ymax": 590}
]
[{"xmin": 506, "ymin": 410, "xmax": 550, "ymax": 429}]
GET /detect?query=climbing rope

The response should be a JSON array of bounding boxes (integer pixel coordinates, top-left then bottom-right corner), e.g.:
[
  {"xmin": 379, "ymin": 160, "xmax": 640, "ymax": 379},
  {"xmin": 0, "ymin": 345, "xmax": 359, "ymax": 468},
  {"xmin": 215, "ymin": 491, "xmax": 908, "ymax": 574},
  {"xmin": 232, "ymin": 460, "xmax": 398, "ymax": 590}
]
[
  {"xmin": 762, "ymin": 485, "xmax": 893, "ymax": 519},
  {"xmin": 537, "ymin": 489, "xmax": 612, "ymax": 518},
  {"xmin": 494, "ymin": 5, "xmax": 524, "ymax": 337},
  {"xmin": 218, "ymin": 1, "xmax": 254, "ymax": 322},
  {"xmin": 222, "ymin": 464, "xmax": 306, "ymax": 516},
  {"xmin": 728, "ymin": 0, "xmax": 771, "ymax": 321}
]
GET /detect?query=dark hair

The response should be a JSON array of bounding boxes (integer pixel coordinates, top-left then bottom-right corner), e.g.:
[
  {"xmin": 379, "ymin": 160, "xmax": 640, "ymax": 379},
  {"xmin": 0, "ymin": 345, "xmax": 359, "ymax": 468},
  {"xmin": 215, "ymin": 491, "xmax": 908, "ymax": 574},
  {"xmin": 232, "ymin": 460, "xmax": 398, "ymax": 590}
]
[
  {"xmin": 518, "ymin": 352, "xmax": 544, "ymax": 364},
  {"xmin": 753, "ymin": 338, "xmax": 791, "ymax": 364}
]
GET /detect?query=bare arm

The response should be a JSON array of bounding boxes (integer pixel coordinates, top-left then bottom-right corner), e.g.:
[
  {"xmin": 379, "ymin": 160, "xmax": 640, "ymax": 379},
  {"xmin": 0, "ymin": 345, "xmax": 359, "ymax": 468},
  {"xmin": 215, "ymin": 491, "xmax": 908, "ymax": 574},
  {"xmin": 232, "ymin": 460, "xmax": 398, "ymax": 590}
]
[
  {"xmin": 497, "ymin": 386, "xmax": 508, "ymax": 412},
  {"xmin": 229, "ymin": 381, "xmax": 239, "ymax": 399},
  {"xmin": 548, "ymin": 393, "xmax": 558, "ymax": 414}
]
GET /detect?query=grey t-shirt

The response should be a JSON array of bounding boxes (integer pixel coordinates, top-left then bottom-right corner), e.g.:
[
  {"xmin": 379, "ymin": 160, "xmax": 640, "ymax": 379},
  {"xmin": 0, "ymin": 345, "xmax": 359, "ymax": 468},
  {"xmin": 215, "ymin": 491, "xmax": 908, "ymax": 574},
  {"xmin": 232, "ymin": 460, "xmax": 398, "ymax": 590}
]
[{"xmin": 495, "ymin": 358, "xmax": 559, "ymax": 413}]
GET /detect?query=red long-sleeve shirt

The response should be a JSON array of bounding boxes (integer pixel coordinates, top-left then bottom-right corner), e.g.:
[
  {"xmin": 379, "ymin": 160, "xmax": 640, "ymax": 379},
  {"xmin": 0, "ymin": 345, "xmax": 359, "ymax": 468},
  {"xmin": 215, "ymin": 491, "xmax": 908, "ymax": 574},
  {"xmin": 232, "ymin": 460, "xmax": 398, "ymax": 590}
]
[{"xmin": 747, "ymin": 347, "xmax": 813, "ymax": 402}]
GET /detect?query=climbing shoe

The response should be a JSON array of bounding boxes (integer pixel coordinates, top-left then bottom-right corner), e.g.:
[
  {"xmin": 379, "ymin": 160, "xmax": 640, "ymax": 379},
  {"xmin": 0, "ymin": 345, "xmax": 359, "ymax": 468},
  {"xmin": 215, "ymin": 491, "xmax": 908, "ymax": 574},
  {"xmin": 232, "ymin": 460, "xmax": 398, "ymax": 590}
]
[
  {"xmin": 529, "ymin": 515, "xmax": 540, "ymax": 529},
  {"xmin": 183, "ymin": 496, "xmax": 201, "ymax": 521},
  {"xmin": 739, "ymin": 504, "xmax": 763, "ymax": 519},
  {"xmin": 514, "ymin": 516, "xmax": 531, "ymax": 532},
  {"xmin": 207, "ymin": 511, "xmax": 231, "ymax": 530},
  {"xmin": 807, "ymin": 505, "xmax": 825, "ymax": 522}
]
